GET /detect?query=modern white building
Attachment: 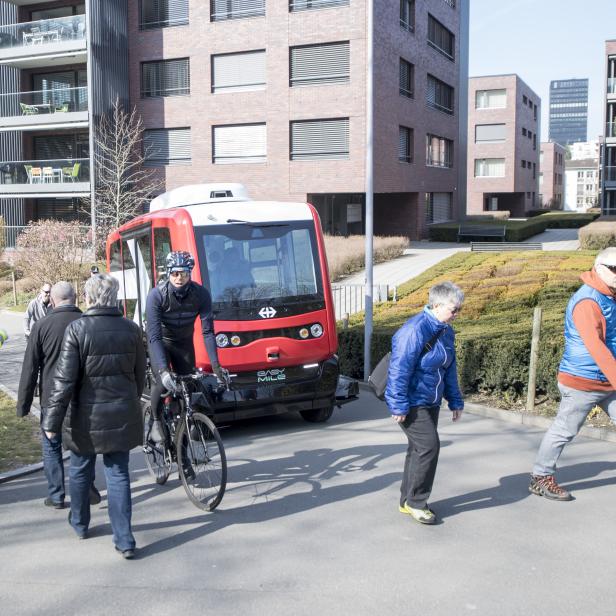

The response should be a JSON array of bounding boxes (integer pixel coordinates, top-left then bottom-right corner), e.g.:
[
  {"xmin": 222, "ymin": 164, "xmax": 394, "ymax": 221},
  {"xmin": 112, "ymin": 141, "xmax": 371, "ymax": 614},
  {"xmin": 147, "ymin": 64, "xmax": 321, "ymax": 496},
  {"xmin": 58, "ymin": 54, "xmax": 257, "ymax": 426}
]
[
  {"xmin": 570, "ymin": 139, "xmax": 600, "ymax": 161},
  {"xmin": 564, "ymin": 158, "xmax": 599, "ymax": 211}
]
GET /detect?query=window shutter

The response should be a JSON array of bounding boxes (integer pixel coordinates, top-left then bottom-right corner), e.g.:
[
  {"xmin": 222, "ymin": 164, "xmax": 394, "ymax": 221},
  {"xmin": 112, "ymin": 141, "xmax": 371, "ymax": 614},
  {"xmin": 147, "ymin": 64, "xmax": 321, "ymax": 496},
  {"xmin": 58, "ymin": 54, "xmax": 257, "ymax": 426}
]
[
  {"xmin": 212, "ymin": 51, "xmax": 266, "ymax": 92},
  {"xmin": 290, "ymin": 42, "xmax": 349, "ymax": 86},
  {"xmin": 398, "ymin": 127, "xmax": 411, "ymax": 162},
  {"xmin": 290, "ymin": 0, "xmax": 349, "ymax": 12},
  {"xmin": 431, "ymin": 193, "xmax": 452, "ymax": 222},
  {"xmin": 142, "ymin": 58, "xmax": 190, "ymax": 97},
  {"xmin": 144, "ymin": 128, "xmax": 192, "ymax": 165},
  {"xmin": 290, "ymin": 118, "xmax": 349, "ymax": 160},
  {"xmin": 475, "ymin": 124, "xmax": 506, "ymax": 142},
  {"xmin": 141, "ymin": 0, "xmax": 189, "ymax": 29},
  {"xmin": 211, "ymin": 0, "xmax": 265, "ymax": 21},
  {"xmin": 426, "ymin": 75, "xmax": 436, "ymax": 106},
  {"xmin": 399, "ymin": 59, "xmax": 413, "ymax": 97},
  {"xmin": 213, "ymin": 124, "xmax": 266, "ymax": 163}
]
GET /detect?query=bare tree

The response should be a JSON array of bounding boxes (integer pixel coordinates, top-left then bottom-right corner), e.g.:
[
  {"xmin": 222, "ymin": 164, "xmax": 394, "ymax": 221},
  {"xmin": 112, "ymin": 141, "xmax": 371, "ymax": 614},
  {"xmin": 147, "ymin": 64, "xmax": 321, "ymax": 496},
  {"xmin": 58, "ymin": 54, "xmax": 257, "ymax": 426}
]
[{"xmin": 84, "ymin": 99, "xmax": 163, "ymax": 257}]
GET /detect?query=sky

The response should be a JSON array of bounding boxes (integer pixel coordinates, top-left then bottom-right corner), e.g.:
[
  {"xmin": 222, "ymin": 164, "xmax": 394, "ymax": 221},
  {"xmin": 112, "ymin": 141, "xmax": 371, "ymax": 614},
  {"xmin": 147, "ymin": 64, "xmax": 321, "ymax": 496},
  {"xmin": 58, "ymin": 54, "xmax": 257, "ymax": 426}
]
[{"xmin": 469, "ymin": 0, "xmax": 616, "ymax": 143}]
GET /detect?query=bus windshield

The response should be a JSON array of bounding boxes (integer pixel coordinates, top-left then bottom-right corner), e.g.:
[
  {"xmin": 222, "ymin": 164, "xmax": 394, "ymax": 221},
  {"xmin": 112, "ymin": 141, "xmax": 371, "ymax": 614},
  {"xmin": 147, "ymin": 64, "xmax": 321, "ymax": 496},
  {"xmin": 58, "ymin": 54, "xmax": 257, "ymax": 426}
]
[{"xmin": 194, "ymin": 221, "xmax": 325, "ymax": 320}]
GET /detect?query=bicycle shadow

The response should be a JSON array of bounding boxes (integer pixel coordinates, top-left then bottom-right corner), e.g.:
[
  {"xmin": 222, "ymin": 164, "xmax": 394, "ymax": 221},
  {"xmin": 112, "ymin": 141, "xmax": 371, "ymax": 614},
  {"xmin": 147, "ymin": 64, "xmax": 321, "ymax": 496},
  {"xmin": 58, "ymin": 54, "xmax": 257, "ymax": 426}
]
[
  {"xmin": 133, "ymin": 443, "xmax": 404, "ymax": 557},
  {"xmin": 430, "ymin": 460, "xmax": 616, "ymax": 519}
]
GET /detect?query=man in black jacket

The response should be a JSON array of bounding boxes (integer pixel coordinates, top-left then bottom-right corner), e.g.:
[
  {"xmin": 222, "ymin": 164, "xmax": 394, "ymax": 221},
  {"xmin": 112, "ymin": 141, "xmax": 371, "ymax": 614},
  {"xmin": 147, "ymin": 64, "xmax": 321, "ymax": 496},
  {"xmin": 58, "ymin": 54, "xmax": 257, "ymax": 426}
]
[
  {"xmin": 17, "ymin": 281, "xmax": 100, "ymax": 509},
  {"xmin": 43, "ymin": 275, "xmax": 146, "ymax": 558}
]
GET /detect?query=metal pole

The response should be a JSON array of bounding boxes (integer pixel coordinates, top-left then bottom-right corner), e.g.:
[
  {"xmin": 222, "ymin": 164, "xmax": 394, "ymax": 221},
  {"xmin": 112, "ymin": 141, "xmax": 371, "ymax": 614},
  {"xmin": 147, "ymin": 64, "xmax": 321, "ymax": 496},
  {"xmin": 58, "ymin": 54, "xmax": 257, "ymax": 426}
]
[
  {"xmin": 85, "ymin": 0, "xmax": 96, "ymax": 255},
  {"xmin": 526, "ymin": 306, "xmax": 542, "ymax": 412},
  {"xmin": 363, "ymin": 0, "xmax": 374, "ymax": 382}
]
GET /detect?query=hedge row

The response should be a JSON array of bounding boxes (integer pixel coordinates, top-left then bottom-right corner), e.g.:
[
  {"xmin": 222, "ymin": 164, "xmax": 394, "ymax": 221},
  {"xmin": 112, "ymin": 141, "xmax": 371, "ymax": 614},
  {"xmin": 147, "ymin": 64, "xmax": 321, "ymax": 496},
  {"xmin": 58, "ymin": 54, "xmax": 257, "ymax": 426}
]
[
  {"xmin": 578, "ymin": 218, "xmax": 616, "ymax": 250},
  {"xmin": 429, "ymin": 212, "xmax": 599, "ymax": 243}
]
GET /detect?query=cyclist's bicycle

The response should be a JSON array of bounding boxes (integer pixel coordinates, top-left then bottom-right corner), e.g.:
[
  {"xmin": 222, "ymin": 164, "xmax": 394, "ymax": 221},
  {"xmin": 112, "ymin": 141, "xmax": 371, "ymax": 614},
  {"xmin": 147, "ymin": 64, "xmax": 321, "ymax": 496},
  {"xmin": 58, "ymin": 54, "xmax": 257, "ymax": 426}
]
[{"xmin": 143, "ymin": 371, "xmax": 228, "ymax": 511}]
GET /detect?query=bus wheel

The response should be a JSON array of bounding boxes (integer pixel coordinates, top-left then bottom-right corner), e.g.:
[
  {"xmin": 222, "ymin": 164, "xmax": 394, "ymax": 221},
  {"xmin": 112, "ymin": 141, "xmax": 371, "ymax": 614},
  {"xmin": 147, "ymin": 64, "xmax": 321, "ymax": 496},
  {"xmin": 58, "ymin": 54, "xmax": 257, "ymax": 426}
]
[{"xmin": 300, "ymin": 406, "xmax": 334, "ymax": 423}]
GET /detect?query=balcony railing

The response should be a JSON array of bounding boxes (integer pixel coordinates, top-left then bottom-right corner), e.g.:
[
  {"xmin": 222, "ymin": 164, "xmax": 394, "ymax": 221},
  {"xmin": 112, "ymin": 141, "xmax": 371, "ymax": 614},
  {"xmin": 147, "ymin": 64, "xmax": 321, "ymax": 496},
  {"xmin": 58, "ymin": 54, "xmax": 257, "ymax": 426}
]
[
  {"xmin": 604, "ymin": 166, "xmax": 616, "ymax": 182},
  {"xmin": 0, "ymin": 86, "xmax": 87, "ymax": 118},
  {"xmin": 608, "ymin": 78, "xmax": 616, "ymax": 95},
  {"xmin": 0, "ymin": 15, "xmax": 85, "ymax": 50},
  {"xmin": 0, "ymin": 158, "xmax": 89, "ymax": 186},
  {"xmin": 607, "ymin": 122, "xmax": 616, "ymax": 138}
]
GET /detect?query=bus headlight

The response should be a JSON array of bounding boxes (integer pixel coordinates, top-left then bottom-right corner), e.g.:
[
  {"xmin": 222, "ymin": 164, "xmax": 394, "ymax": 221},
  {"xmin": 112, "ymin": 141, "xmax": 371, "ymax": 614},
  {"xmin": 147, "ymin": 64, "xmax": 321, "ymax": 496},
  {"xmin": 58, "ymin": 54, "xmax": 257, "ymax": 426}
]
[
  {"xmin": 310, "ymin": 323, "xmax": 323, "ymax": 338},
  {"xmin": 230, "ymin": 335, "xmax": 241, "ymax": 346},
  {"xmin": 216, "ymin": 333, "xmax": 229, "ymax": 348},
  {"xmin": 299, "ymin": 327, "xmax": 310, "ymax": 339}
]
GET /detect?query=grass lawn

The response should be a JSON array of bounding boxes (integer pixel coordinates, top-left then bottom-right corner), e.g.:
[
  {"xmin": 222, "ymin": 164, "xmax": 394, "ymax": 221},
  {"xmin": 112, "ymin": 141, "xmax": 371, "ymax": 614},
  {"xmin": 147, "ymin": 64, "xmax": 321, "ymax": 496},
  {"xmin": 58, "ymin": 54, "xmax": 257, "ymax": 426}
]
[{"xmin": 0, "ymin": 392, "xmax": 41, "ymax": 472}]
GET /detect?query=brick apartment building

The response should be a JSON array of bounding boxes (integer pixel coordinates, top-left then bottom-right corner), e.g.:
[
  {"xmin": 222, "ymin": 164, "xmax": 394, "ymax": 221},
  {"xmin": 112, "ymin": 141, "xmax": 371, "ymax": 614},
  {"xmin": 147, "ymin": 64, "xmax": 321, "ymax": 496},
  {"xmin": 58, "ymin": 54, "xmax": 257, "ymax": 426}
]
[
  {"xmin": 602, "ymin": 39, "xmax": 616, "ymax": 214},
  {"xmin": 539, "ymin": 141, "xmax": 565, "ymax": 209},
  {"xmin": 467, "ymin": 74, "xmax": 540, "ymax": 217}
]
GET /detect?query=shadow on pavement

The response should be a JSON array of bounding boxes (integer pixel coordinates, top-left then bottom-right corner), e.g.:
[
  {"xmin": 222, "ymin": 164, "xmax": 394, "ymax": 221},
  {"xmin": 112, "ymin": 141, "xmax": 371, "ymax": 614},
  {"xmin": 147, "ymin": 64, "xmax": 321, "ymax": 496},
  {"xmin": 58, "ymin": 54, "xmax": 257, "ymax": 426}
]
[{"xmin": 432, "ymin": 460, "xmax": 616, "ymax": 519}]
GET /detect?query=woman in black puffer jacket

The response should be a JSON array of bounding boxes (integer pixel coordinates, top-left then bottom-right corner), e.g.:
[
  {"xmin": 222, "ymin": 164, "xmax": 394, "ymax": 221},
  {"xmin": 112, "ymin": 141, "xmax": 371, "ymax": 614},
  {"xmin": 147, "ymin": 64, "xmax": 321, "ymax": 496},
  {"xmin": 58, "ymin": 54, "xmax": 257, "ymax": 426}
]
[{"xmin": 43, "ymin": 274, "xmax": 146, "ymax": 558}]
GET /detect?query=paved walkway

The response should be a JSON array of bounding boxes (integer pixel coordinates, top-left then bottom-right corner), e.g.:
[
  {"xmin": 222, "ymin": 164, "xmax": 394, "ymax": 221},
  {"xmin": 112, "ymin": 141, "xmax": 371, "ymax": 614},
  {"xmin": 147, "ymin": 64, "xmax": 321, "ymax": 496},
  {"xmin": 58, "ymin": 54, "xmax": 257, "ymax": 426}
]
[{"xmin": 1, "ymin": 391, "xmax": 615, "ymax": 615}]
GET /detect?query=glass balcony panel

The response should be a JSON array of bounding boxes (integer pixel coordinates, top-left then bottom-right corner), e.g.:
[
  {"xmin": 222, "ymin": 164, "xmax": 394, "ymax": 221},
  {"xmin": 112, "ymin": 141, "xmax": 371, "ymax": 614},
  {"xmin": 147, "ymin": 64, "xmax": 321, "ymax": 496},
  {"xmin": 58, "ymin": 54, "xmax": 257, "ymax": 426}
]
[
  {"xmin": 0, "ymin": 86, "xmax": 87, "ymax": 117},
  {"xmin": 0, "ymin": 158, "xmax": 89, "ymax": 185},
  {"xmin": 607, "ymin": 122, "xmax": 616, "ymax": 138},
  {"xmin": 0, "ymin": 15, "xmax": 86, "ymax": 50},
  {"xmin": 605, "ymin": 166, "xmax": 616, "ymax": 182},
  {"xmin": 608, "ymin": 78, "xmax": 616, "ymax": 95}
]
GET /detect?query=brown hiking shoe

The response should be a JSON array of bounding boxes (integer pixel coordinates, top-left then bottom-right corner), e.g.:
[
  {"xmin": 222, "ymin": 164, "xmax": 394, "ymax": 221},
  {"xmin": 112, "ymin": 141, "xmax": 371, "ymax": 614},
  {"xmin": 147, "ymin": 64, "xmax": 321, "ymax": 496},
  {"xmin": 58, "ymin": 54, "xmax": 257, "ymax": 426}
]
[{"xmin": 529, "ymin": 474, "xmax": 572, "ymax": 501}]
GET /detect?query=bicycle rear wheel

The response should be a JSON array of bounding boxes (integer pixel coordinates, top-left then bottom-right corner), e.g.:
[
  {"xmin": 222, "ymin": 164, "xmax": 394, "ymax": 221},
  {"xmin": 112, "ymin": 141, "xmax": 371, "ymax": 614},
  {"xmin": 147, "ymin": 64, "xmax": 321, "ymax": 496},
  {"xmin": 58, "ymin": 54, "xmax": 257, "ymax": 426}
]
[
  {"xmin": 176, "ymin": 411, "xmax": 227, "ymax": 511},
  {"xmin": 142, "ymin": 403, "xmax": 172, "ymax": 485}
]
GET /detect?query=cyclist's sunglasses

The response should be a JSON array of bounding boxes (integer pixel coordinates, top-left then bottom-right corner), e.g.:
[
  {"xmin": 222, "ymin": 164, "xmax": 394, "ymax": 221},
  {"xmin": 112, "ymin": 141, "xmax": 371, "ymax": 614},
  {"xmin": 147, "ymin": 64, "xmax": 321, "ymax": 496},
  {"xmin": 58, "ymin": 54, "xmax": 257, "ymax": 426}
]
[{"xmin": 169, "ymin": 269, "xmax": 190, "ymax": 277}]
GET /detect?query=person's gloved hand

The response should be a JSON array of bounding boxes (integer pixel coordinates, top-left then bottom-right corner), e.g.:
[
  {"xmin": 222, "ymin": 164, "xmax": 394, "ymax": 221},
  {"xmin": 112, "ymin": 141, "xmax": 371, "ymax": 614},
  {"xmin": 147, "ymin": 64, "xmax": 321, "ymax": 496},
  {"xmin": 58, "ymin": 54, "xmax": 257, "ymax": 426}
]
[
  {"xmin": 212, "ymin": 365, "xmax": 228, "ymax": 384},
  {"xmin": 160, "ymin": 370, "xmax": 177, "ymax": 394}
]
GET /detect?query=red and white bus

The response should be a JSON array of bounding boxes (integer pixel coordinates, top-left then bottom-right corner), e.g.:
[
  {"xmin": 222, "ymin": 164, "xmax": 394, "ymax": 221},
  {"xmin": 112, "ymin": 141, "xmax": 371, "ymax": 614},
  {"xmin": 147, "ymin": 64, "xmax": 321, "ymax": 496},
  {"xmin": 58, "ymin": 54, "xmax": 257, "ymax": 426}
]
[{"xmin": 106, "ymin": 183, "xmax": 356, "ymax": 423}]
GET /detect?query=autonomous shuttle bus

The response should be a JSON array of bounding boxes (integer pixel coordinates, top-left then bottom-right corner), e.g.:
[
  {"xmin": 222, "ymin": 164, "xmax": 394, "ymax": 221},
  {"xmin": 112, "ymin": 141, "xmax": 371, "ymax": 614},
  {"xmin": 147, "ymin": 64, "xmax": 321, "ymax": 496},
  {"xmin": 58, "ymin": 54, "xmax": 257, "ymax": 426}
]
[{"xmin": 107, "ymin": 183, "xmax": 356, "ymax": 423}]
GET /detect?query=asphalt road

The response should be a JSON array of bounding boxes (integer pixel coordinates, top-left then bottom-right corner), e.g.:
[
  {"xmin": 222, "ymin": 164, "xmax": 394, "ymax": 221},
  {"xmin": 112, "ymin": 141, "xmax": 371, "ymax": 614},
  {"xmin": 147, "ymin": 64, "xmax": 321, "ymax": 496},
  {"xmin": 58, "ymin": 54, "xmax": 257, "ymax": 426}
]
[{"xmin": 1, "ymin": 389, "xmax": 615, "ymax": 615}]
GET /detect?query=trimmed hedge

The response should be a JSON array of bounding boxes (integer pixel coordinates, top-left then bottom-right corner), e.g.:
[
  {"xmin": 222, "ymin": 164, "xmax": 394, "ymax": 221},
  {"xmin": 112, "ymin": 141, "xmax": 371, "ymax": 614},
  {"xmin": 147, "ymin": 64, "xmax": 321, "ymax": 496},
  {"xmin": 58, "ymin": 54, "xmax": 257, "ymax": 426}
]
[
  {"xmin": 579, "ymin": 218, "xmax": 616, "ymax": 250},
  {"xmin": 429, "ymin": 212, "xmax": 599, "ymax": 243},
  {"xmin": 339, "ymin": 251, "xmax": 597, "ymax": 404}
]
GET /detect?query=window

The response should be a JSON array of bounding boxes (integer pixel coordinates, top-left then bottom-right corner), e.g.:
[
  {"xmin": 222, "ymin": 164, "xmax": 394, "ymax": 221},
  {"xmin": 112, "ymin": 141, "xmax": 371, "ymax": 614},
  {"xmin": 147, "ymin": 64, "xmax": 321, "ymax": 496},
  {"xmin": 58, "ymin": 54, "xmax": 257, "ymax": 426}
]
[
  {"xmin": 521, "ymin": 160, "xmax": 526, "ymax": 169},
  {"xmin": 475, "ymin": 88, "xmax": 506, "ymax": 109},
  {"xmin": 426, "ymin": 134, "xmax": 453, "ymax": 167},
  {"xmin": 212, "ymin": 50, "xmax": 265, "ymax": 93},
  {"xmin": 522, "ymin": 127, "xmax": 527, "ymax": 137},
  {"xmin": 533, "ymin": 162, "xmax": 536, "ymax": 179},
  {"xmin": 211, "ymin": 0, "xmax": 265, "ymax": 21},
  {"xmin": 289, "ymin": 0, "xmax": 349, "ymax": 11},
  {"xmin": 399, "ymin": 58, "xmax": 414, "ymax": 98},
  {"xmin": 141, "ymin": 58, "xmax": 190, "ymax": 98},
  {"xmin": 140, "ymin": 0, "xmax": 188, "ymax": 30},
  {"xmin": 426, "ymin": 192, "xmax": 452, "ymax": 223},
  {"xmin": 473, "ymin": 124, "xmax": 505, "ymax": 143},
  {"xmin": 154, "ymin": 228, "xmax": 172, "ymax": 282},
  {"xmin": 523, "ymin": 95, "xmax": 528, "ymax": 105},
  {"xmin": 213, "ymin": 123, "xmax": 266, "ymax": 164},
  {"xmin": 533, "ymin": 134, "xmax": 536, "ymax": 150},
  {"xmin": 399, "ymin": 126, "xmax": 413, "ymax": 163},
  {"xmin": 427, "ymin": 14, "xmax": 454, "ymax": 60},
  {"xmin": 110, "ymin": 240, "xmax": 121, "ymax": 272},
  {"xmin": 144, "ymin": 128, "xmax": 191, "ymax": 165},
  {"xmin": 427, "ymin": 74, "xmax": 454, "ymax": 114},
  {"xmin": 291, "ymin": 118, "xmax": 349, "ymax": 160},
  {"xmin": 290, "ymin": 42, "xmax": 349, "ymax": 87},
  {"xmin": 400, "ymin": 0, "xmax": 414, "ymax": 32},
  {"xmin": 474, "ymin": 158, "xmax": 505, "ymax": 177}
]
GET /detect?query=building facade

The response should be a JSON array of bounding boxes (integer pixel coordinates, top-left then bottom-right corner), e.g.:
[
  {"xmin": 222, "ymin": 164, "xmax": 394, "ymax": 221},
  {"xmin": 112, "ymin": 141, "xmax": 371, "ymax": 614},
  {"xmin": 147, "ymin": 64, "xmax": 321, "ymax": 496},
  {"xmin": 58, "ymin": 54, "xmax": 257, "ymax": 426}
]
[
  {"xmin": 539, "ymin": 141, "xmax": 565, "ymax": 209},
  {"xmin": 467, "ymin": 74, "xmax": 540, "ymax": 217},
  {"xmin": 565, "ymin": 158, "xmax": 599, "ymax": 211},
  {"xmin": 125, "ymin": 0, "xmax": 469, "ymax": 240},
  {"xmin": 0, "ymin": 0, "xmax": 129, "ymax": 246},
  {"xmin": 602, "ymin": 40, "xmax": 616, "ymax": 215},
  {"xmin": 548, "ymin": 78, "xmax": 588, "ymax": 146},
  {"xmin": 570, "ymin": 139, "xmax": 600, "ymax": 161}
]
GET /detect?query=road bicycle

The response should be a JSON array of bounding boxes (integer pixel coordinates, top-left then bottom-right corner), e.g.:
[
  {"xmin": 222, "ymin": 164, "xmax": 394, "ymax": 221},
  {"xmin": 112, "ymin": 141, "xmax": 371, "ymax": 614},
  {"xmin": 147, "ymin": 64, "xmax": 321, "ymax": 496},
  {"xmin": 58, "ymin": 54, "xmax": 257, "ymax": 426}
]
[{"xmin": 143, "ymin": 371, "xmax": 228, "ymax": 511}]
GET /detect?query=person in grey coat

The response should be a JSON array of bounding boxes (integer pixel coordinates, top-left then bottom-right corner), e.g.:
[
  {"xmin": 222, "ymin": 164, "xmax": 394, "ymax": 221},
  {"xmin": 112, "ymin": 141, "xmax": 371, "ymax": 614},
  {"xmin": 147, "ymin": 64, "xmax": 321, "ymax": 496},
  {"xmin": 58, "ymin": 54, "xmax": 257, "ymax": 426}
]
[
  {"xmin": 43, "ymin": 275, "xmax": 146, "ymax": 559},
  {"xmin": 23, "ymin": 282, "xmax": 52, "ymax": 338}
]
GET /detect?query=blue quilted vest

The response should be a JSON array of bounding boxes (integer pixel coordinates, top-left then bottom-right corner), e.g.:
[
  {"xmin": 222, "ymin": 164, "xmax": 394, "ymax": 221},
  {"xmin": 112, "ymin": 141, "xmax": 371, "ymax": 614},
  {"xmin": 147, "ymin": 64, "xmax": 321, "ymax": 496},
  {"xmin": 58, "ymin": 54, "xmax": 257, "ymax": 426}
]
[{"xmin": 559, "ymin": 284, "xmax": 616, "ymax": 382}]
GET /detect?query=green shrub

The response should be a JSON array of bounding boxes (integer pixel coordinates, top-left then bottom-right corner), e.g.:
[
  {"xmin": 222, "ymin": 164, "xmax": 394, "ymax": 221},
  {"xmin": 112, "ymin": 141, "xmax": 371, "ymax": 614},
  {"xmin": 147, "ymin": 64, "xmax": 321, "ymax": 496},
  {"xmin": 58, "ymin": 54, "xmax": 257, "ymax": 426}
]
[{"xmin": 579, "ymin": 219, "xmax": 616, "ymax": 250}]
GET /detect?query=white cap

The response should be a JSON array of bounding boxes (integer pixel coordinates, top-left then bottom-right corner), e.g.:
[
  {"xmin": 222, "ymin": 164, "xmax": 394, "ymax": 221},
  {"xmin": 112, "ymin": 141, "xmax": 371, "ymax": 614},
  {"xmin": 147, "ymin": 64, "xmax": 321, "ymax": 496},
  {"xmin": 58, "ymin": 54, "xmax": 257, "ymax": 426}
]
[{"xmin": 595, "ymin": 247, "xmax": 616, "ymax": 268}]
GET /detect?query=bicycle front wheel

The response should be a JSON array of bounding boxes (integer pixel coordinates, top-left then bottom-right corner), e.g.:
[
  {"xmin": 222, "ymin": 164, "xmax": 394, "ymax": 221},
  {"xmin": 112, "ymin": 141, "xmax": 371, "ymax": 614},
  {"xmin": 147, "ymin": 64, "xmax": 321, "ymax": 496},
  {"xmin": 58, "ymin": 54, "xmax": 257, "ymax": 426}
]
[
  {"xmin": 176, "ymin": 412, "xmax": 227, "ymax": 511},
  {"xmin": 142, "ymin": 403, "xmax": 172, "ymax": 485}
]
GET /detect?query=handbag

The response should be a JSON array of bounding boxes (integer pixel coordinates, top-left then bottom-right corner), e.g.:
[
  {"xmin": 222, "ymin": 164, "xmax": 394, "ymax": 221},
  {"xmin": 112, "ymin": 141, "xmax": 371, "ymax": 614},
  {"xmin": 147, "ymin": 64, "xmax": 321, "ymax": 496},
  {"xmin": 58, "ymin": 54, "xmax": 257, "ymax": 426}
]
[{"xmin": 367, "ymin": 329, "xmax": 445, "ymax": 401}]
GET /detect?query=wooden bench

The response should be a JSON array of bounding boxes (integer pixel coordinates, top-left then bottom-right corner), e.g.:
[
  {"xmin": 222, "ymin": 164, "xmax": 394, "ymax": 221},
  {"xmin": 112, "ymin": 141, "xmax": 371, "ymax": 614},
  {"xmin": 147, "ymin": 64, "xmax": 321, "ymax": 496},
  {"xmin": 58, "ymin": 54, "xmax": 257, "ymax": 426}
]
[
  {"xmin": 471, "ymin": 242, "xmax": 542, "ymax": 252},
  {"xmin": 457, "ymin": 224, "xmax": 506, "ymax": 242}
]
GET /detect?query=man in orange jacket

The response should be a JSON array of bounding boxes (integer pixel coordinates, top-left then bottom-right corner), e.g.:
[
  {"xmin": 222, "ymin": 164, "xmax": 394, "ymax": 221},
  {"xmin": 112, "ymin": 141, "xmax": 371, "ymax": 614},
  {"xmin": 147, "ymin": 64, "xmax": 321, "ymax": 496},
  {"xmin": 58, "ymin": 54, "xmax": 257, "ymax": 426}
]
[{"xmin": 530, "ymin": 247, "xmax": 616, "ymax": 501}]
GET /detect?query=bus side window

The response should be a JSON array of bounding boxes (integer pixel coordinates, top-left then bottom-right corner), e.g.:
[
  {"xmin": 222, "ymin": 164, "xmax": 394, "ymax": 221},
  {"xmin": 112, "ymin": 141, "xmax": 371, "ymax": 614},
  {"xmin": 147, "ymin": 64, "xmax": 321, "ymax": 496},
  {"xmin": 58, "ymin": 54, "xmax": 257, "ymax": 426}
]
[
  {"xmin": 154, "ymin": 228, "xmax": 172, "ymax": 284},
  {"xmin": 136, "ymin": 233, "xmax": 153, "ymax": 288},
  {"xmin": 109, "ymin": 240, "xmax": 121, "ymax": 272}
]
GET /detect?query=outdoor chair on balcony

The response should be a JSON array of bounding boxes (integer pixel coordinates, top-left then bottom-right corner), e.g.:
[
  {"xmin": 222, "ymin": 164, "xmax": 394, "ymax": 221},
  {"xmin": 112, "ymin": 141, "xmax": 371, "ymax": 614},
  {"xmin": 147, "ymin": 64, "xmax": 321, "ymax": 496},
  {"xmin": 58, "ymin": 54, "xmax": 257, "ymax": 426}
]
[
  {"xmin": 62, "ymin": 162, "xmax": 81, "ymax": 182},
  {"xmin": 27, "ymin": 166, "xmax": 42, "ymax": 184},
  {"xmin": 42, "ymin": 167, "xmax": 54, "ymax": 183},
  {"xmin": 54, "ymin": 102, "xmax": 70, "ymax": 113},
  {"xmin": 20, "ymin": 102, "xmax": 39, "ymax": 115}
]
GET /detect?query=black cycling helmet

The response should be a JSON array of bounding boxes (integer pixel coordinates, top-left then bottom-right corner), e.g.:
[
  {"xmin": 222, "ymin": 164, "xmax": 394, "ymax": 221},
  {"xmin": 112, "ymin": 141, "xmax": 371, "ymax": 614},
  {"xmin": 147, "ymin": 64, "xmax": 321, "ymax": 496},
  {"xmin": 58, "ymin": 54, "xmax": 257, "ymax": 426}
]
[{"xmin": 166, "ymin": 251, "xmax": 195, "ymax": 275}]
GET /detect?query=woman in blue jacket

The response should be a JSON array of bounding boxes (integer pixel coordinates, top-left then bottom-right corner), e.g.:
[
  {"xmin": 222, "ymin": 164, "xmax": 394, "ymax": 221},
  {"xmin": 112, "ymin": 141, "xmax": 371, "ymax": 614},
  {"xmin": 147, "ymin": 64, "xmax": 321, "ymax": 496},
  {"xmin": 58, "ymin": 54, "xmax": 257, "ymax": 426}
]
[{"xmin": 385, "ymin": 281, "xmax": 465, "ymax": 525}]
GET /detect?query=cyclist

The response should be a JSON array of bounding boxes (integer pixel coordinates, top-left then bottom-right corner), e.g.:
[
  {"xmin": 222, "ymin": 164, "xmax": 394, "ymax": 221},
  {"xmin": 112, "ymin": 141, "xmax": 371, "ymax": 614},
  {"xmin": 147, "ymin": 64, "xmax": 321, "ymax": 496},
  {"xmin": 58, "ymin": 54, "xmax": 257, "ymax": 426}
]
[{"xmin": 145, "ymin": 250, "xmax": 224, "ymax": 443}]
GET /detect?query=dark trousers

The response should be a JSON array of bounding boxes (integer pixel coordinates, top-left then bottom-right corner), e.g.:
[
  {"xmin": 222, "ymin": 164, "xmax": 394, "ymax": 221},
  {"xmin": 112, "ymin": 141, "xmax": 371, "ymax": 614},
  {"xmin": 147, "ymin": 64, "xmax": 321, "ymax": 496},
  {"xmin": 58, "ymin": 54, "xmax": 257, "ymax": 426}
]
[
  {"xmin": 150, "ymin": 341, "xmax": 194, "ymax": 420},
  {"xmin": 398, "ymin": 405, "xmax": 441, "ymax": 509},
  {"xmin": 41, "ymin": 426, "xmax": 65, "ymax": 504},
  {"xmin": 69, "ymin": 450, "xmax": 135, "ymax": 551}
]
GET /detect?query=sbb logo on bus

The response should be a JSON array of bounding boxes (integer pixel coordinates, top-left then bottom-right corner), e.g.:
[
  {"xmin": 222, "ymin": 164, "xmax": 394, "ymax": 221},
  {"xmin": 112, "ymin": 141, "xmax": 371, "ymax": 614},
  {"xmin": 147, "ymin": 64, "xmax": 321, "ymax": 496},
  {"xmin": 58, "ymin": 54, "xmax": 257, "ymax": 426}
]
[{"xmin": 257, "ymin": 368, "xmax": 286, "ymax": 383}]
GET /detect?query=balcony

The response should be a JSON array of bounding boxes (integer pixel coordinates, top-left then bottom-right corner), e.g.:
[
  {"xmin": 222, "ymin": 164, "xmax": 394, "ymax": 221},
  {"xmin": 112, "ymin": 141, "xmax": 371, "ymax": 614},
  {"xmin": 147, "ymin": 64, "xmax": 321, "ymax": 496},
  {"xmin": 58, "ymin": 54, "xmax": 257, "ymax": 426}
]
[
  {"xmin": 0, "ymin": 86, "xmax": 87, "ymax": 131},
  {"xmin": 0, "ymin": 157, "xmax": 89, "ymax": 198},
  {"xmin": 604, "ymin": 166, "xmax": 616, "ymax": 187},
  {"xmin": 607, "ymin": 122, "xmax": 616, "ymax": 141},
  {"xmin": 0, "ymin": 15, "xmax": 86, "ymax": 68},
  {"xmin": 608, "ymin": 78, "xmax": 616, "ymax": 97}
]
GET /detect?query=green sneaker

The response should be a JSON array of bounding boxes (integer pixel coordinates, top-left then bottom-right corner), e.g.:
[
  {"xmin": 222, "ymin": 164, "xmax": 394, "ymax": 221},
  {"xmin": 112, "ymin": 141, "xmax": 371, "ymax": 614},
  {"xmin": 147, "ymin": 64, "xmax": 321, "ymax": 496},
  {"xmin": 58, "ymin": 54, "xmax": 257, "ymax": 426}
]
[{"xmin": 399, "ymin": 502, "xmax": 437, "ymax": 525}]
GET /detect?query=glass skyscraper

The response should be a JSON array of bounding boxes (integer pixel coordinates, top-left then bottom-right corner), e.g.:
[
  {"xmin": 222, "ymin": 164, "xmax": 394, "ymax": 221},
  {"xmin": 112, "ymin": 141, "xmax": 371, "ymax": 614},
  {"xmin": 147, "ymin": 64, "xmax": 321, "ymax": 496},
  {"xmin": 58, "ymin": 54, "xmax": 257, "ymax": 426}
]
[{"xmin": 549, "ymin": 78, "xmax": 589, "ymax": 145}]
